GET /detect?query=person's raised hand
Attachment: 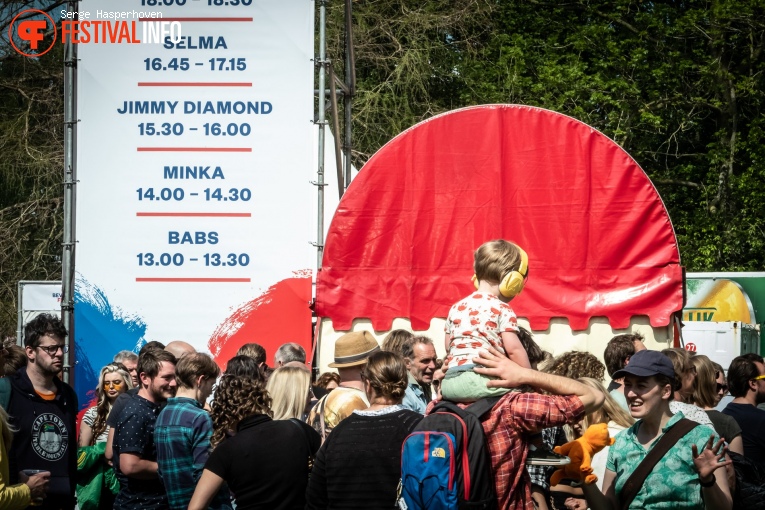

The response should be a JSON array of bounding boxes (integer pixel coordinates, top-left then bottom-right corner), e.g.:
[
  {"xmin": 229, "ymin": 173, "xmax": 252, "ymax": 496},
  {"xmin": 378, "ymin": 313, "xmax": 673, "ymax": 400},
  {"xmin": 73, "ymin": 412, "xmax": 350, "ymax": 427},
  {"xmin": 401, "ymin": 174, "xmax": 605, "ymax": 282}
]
[
  {"xmin": 692, "ymin": 435, "xmax": 732, "ymax": 482},
  {"xmin": 473, "ymin": 346, "xmax": 527, "ymax": 388}
]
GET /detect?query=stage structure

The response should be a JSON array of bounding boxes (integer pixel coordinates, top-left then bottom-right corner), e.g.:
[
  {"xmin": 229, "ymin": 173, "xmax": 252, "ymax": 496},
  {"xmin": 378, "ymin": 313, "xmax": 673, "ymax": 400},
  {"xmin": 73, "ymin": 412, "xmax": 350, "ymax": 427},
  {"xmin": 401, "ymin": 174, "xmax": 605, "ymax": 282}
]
[
  {"xmin": 314, "ymin": 105, "xmax": 686, "ymax": 369},
  {"xmin": 60, "ymin": 0, "xmax": 354, "ymax": 404}
]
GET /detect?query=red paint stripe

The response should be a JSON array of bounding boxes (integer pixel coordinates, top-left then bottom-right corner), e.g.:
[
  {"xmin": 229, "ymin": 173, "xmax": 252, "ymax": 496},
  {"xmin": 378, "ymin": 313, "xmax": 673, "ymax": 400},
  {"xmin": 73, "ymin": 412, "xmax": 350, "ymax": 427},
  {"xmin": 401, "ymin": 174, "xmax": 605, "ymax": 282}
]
[
  {"xmin": 458, "ymin": 417, "xmax": 471, "ymax": 498},
  {"xmin": 434, "ymin": 414, "xmax": 460, "ymax": 493},
  {"xmin": 137, "ymin": 82, "xmax": 252, "ymax": 87},
  {"xmin": 137, "ymin": 147, "xmax": 251, "ymax": 152},
  {"xmin": 136, "ymin": 278, "xmax": 251, "ymax": 282},
  {"xmin": 139, "ymin": 17, "xmax": 253, "ymax": 22},
  {"xmin": 136, "ymin": 212, "xmax": 251, "ymax": 217},
  {"xmin": 206, "ymin": 277, "xmax": 312, "ymax": 367}
]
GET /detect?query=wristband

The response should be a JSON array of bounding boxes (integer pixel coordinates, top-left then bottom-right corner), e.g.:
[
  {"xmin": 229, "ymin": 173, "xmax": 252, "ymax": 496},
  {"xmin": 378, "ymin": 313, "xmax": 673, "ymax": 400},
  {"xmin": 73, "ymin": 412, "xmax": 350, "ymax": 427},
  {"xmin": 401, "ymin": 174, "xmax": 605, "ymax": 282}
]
[{"xmin": 699, "ymin": 474, "xmax": 716, "ymax": 488}]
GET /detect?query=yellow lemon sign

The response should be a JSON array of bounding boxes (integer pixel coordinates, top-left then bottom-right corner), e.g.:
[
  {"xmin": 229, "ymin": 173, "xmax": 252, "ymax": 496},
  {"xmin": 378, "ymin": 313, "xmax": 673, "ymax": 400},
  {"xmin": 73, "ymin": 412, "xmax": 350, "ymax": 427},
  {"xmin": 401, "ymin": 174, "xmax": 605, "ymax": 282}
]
[{"xmin": 684, "ymin": 279, "xmax": 754, "ymax": 324}]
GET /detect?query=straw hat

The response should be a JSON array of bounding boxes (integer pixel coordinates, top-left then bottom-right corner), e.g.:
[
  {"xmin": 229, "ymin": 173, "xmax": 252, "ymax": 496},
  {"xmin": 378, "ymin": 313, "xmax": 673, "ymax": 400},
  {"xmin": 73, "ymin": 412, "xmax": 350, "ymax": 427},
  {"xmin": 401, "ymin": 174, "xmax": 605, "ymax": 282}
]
[{"xmin": 328, "ymin": 331, "xmax": 380, "ymax": 368}]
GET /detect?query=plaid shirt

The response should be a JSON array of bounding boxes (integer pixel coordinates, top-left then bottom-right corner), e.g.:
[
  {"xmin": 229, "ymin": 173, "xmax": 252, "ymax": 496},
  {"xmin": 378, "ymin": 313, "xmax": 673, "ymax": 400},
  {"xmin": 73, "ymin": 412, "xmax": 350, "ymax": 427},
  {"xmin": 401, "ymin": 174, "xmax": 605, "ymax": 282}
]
[
  {"xmin": 154, "ymin": 397, "xmax": 230, "ymax": 510},
  {"xmin": 526, "ymin": 426, "xmax": 565, "ymax": 490},
  {"xmin": 481, "ymin": 392, "xmax": 584, "ymax": 510}
]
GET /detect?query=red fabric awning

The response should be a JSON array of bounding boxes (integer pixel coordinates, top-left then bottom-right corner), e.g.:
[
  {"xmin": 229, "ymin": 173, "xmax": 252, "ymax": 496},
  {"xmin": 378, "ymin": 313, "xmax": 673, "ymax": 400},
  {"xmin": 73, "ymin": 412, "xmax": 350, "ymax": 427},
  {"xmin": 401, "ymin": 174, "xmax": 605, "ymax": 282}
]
[{"xmin": 316, "ymin": 105, "xmax": 683, "ymax": 331}]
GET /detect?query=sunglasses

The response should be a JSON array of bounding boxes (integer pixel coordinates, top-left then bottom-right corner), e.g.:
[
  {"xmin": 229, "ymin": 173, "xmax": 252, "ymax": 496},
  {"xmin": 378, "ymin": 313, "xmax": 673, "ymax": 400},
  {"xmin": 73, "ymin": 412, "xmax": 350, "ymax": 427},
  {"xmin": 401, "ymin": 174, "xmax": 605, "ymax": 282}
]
[
  {"xmin": 716, "ymin": 383, "xmax": 728, "ymax": 393},
  {"xmin": 103, "ymin": 380, "xmax": 124, "ymax": 389},
  {"xmin": 751, "ymin": 375, "xmax": 765, "ymax": 382}
]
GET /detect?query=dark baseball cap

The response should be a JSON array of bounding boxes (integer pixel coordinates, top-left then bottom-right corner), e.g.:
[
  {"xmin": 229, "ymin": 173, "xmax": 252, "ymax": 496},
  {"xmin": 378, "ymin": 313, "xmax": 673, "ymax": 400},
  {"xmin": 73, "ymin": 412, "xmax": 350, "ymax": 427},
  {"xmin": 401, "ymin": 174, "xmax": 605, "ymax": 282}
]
[{"xmin": 612, "ymin": 350, "xmax": 676, "ymax": 381}]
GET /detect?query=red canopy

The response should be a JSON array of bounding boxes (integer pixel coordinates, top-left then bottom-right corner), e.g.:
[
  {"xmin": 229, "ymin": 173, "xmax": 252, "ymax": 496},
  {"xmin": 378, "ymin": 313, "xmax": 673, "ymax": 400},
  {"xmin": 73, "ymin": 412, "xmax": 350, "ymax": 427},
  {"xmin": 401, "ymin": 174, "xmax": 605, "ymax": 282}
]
[{"xmin": 316, "ymin": 105, "xmax": 683, "ymax": 331}]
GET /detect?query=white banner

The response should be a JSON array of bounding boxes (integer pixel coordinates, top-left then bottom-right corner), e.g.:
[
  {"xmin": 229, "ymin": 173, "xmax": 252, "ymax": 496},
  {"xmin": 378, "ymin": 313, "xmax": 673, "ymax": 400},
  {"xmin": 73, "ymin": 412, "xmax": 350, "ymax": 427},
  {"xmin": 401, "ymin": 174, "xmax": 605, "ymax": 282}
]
[
  {"xmin": 20, "ymin": 282, "xmax": 63, "ymax": 311},
  {"xmin": 74, "ymin": 0, "xmax": 315, "ymax": 400}
]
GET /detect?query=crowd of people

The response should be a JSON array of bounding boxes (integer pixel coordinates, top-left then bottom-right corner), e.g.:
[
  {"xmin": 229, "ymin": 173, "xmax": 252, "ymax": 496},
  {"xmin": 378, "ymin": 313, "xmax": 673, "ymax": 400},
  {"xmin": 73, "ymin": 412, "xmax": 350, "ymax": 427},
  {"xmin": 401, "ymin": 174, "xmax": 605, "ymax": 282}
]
[{"xmin": 0, "ymin": 241, "xmax": 763, "ymax": 509}]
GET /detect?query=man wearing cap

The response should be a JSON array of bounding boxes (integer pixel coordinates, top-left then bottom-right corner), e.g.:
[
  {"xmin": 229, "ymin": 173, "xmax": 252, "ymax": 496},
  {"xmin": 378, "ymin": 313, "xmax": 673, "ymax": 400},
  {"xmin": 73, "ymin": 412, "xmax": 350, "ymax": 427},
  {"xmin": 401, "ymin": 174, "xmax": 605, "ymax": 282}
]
[
  {"xmin": 581, "ymin": 349, "xmax": 732, "ymax": 510},
  {"xmin": 308, "ymin": 331, "xmax": 380, "ymax": 440}
]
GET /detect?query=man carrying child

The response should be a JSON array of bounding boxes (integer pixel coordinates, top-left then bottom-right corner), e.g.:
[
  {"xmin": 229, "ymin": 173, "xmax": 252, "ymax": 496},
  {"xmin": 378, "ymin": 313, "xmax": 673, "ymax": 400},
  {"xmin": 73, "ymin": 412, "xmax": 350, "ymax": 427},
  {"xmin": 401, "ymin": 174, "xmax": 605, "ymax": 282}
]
[{"xmin": 440, "ymin": 239, "xmax": 568, "ymax": 464}]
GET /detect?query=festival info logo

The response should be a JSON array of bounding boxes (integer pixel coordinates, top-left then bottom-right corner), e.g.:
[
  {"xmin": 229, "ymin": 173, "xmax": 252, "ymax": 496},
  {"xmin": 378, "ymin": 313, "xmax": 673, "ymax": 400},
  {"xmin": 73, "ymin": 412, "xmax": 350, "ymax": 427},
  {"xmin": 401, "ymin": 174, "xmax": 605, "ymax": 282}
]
[
  {"xmin": 9, "ymin": 9, "xmax": 57, "ymax": 57},
  {"xmin": 9, "ymin": 9, "xmax": 182, "ymax": 57},
  {"xmin": 32, "ymin": 414, "xmax": 69, "ymax": 461}
]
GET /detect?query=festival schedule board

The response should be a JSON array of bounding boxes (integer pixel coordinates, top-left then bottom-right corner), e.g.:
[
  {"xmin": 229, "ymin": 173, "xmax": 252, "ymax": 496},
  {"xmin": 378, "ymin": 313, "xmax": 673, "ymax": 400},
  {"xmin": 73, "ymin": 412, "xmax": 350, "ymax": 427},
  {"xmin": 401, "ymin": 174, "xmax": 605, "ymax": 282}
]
[{"xmin": 74, "ymin": 0, "xmax": 315, "ymax": 402}]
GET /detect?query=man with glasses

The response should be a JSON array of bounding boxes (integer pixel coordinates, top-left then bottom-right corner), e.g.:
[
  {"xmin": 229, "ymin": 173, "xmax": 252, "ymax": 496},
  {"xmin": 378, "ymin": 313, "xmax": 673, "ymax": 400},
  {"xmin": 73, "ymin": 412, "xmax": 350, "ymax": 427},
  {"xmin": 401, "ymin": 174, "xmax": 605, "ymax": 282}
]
[
  {"xmin": 722, "ymin": 353, "xmax": 765, "ymax": 462},
  {"xmin": 6, "ymin": 313, "xmax": 78, "ymax": 510}
]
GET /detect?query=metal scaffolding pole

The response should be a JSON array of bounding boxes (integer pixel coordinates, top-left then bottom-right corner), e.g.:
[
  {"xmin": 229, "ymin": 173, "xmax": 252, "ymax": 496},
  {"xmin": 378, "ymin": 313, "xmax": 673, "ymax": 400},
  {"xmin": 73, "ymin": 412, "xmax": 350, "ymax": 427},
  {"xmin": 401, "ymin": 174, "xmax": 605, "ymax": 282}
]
[
  {"xmin": 343, "ymin": 0, "xmax": 355, "ymax": 189},
  {"xmin": 314, "ymin": 0, "xmax": 328, "ymax": 270},
  {"xmin": 61, "ymin": 0, "xmax": 79, "ymax": 384}
]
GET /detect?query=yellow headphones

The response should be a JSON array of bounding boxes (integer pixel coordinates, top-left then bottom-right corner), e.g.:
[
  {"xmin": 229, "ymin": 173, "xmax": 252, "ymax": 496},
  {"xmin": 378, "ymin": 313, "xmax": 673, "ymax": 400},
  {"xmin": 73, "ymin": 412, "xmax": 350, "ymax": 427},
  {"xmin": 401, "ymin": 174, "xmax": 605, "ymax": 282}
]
[{"xmin": 472, "ymin": 245, "xmax": 529, "ymax": 298}]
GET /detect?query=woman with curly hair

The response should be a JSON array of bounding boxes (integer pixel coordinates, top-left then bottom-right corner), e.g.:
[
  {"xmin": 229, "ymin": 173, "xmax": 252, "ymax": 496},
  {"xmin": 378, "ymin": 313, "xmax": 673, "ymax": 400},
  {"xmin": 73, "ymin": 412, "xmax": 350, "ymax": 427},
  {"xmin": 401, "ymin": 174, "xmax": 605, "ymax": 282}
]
[
  {"xmin": 76, "ymin": 363, "xmax": 131, "ymax": 510},
  {"xmin": 189, "ymin": 374, "xmax": 320, "ymax": 510},
  {"xmin": 544, "ymin": 351, "xmax": 606, "ymax": 382},
  {"xmin": 78, "ymin": 363, "xmax": 132, "ymax": 446},
  {"xmin": 305, "ymin": 351, "xmax": 423, "ymax": 510},
  {"xmin": 315, "ymin": 371, "xmax": 340, "ymax": 391}
]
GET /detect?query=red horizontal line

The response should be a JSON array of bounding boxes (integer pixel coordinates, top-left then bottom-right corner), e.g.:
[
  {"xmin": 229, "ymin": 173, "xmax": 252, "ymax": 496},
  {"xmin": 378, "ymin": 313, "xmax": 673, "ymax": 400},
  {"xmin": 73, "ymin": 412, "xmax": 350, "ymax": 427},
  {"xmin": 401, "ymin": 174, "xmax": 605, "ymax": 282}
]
[
  {"xmin": 138, "ymin": 82, "xmax": 252, "ymax": 87},
  {"xmin": 137, "ymin": 147, "xmax": 251, "ymax": 152},
  {"xmin": 136, "ymin": 212, "xmax": 251, "ymax": 217},
  {"xmin": 136, "ymin": 278, "xmax": 251, "ymax": 283},
  {"xmin": 139, "ymin": 17, "xmax": 253, "ymax": 22}
]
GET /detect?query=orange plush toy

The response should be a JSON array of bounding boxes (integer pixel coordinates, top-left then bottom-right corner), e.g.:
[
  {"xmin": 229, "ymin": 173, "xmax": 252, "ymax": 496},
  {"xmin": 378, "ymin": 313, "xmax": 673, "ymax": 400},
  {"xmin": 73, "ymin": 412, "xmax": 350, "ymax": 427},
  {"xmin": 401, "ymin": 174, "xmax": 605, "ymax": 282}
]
[{"xmin": 549, "ymin": 423, "xmax": 615, "ymax": 486}]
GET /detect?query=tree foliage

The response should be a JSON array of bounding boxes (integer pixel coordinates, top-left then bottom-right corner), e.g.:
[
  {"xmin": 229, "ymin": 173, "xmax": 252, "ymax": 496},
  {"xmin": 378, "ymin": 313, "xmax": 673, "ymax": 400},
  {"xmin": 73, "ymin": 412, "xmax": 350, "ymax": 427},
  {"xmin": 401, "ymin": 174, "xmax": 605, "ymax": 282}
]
[
  {"xmin": 327, "ymin": 0, "xmax": 765, "ymax": 271},
  {"xmin": 0, "ymin": 1, "xmax": 66, "ymax": 337}
]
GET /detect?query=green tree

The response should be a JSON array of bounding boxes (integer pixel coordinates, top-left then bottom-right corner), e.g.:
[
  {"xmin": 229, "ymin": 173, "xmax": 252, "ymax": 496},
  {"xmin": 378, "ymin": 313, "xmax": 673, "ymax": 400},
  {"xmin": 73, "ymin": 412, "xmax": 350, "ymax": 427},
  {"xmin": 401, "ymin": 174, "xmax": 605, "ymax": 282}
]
[
  {"xmin": 0, "ymin": 1, "xmax": 65, "ymax": 337},
  {"xmin": 329, "ymin": 0, "xmax": 765, "ymax": 270}
]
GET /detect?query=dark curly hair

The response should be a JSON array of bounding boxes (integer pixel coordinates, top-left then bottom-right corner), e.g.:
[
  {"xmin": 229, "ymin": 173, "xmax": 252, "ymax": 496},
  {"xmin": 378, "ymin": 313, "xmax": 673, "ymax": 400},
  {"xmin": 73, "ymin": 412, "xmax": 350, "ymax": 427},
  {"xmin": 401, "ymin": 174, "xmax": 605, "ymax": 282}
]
[
  {"xmin": 210, "ymin": 374, "xmax": 272, "ymax": 448},
  {"xmin": 545, "ymin": 351, "xmax": 605, "ymax": 382},
  {"xmin": 23, "ymin": 313, "xmax": 67, "ymax": 348}
]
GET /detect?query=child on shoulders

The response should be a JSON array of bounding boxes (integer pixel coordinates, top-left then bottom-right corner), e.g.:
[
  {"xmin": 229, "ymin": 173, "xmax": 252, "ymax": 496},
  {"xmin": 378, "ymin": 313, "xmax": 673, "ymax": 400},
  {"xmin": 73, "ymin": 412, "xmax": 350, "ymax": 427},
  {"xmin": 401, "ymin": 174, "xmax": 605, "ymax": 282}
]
[{"xmin": 441, "ymin": 239, "xmax": 531, "ymax": 402}]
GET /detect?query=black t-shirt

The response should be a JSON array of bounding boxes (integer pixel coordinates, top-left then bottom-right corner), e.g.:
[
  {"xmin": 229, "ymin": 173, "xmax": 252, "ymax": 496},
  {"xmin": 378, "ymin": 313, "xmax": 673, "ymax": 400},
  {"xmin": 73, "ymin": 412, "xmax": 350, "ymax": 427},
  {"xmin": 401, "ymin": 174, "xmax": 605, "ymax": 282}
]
[
  {"xmin": 107, "ymin": 388, "xmax": 140, "ymax": 428},
  {"xmin": 205, "ymin": 414, "xmax": 320, "ymax": 510},
  {"xmin": 705, "ymin": 410, "xmax": 742, "ymax": 443},
  {"xmin": 722, "ymin": 402, "xmax": 765, "ymax": 462},
  {"xmin": 113, "ymin": 393, "xmax": 168, "ymax": 509}
]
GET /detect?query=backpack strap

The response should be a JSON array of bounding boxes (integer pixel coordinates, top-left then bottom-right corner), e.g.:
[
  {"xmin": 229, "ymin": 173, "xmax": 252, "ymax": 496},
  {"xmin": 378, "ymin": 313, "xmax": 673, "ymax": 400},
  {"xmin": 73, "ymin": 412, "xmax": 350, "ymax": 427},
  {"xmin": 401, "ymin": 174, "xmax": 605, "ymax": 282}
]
[
  {"xmin": 465, "ymin": 396, "xmax": 502, "ymax": 420},
  {"xmin": 429, "ymin": 396, "xmax": 501, "ymax": 419},
  {"xmin": 0, "ymin": 377, "xmax": 10, "ymax": 411},
  {"xmin": 619, "ymin": 418, "xmax": 698, "ymax": 510},
  {"xmin": 317, "ymin": 395, "xmax": 328, "ymax": 441},
  {"xmin": 288, "ymin": 418, "xmax": 315, "ymax": 471}
]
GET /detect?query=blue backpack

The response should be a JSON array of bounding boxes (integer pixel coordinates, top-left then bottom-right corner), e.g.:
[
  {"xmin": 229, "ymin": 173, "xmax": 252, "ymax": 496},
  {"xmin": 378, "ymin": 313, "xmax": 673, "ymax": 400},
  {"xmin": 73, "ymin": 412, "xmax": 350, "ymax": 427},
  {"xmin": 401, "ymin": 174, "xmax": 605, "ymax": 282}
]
[{"xmin": 400, "ymin": 399, "xmax": 498, "ymax": 510}]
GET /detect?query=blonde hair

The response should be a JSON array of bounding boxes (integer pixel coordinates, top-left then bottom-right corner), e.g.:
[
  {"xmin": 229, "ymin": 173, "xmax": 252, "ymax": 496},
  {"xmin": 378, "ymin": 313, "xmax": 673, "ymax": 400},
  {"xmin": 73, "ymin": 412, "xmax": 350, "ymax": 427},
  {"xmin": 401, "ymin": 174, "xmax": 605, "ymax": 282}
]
[
  {"xmin": 576, "ymin": 377, "xmax": 634, "ymax": 433},
  {"xmin": 473, "ymin": 240, "xmax": 524, "ymax": 283},
  {"xmin": 266, "ymin": 366, "xmax": 311, "ymax": 420},
  {"xmin": 690, "ymin": 355, "xmax": 718, "ymax": 409},
  {"xmin": 381, "ymin": 329, "xmax": 414, "ymax": 358},
  {"xmin": 89, "ymin": 363, "xmax": 133, "ymax": 445}
]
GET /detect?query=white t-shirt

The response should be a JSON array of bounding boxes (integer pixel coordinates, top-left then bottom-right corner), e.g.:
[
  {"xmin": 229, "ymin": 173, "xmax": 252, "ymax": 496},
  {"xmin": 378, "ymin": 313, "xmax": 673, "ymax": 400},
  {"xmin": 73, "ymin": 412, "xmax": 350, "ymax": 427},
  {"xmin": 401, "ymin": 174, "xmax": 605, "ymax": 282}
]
[
  {"xmin": 444, "ymin": 292, "xmax": 519, "ymax": 370},
  {"xmin": 82, "ymin": 406, "xmax": 110, "ymax": 444}
]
